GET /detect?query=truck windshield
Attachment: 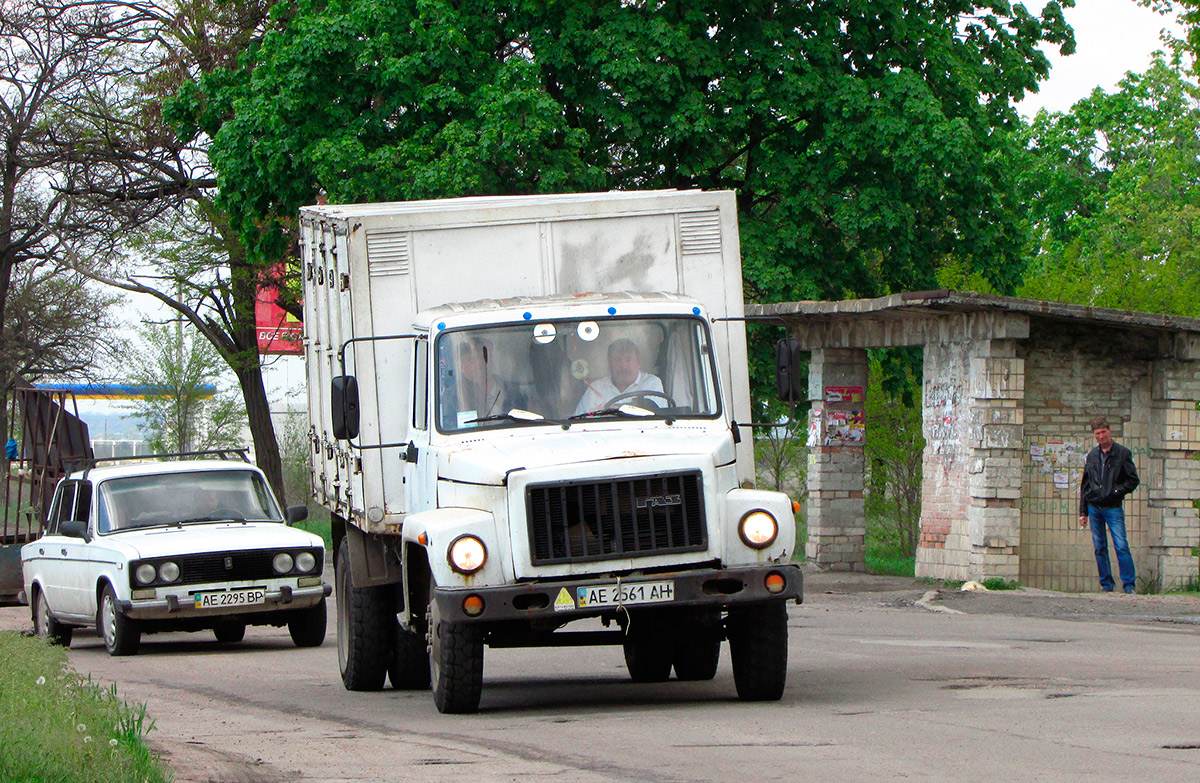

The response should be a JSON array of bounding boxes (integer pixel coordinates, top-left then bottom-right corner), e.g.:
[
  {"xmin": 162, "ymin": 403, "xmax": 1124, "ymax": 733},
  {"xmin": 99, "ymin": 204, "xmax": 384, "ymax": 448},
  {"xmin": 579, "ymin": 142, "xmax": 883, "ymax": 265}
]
[
  {"xmin": 96, "ymin": 470, "xmax": 284, "ymax": 533},
  {"xmin": 435, "ymin": 315, "xmax": 721, "ymax": 432}
]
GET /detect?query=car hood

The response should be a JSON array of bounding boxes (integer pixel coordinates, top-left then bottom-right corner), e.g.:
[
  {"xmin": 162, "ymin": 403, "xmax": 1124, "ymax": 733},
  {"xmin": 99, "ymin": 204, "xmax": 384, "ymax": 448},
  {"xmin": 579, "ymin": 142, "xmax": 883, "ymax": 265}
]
[
  {"xmin": 97, "ymin": 522, "xmax": 324, "ymax": 560},
  {"xmin": 437, "ymin": 425, "xmax": 734, "ymax": 485}
]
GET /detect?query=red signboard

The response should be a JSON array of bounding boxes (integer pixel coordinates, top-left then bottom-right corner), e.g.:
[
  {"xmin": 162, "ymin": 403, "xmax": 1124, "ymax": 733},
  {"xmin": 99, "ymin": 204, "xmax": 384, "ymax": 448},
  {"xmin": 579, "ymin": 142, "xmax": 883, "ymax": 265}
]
[{"xmin": 255, "ymin": 275, "xmax": 303, "ymax": 355}]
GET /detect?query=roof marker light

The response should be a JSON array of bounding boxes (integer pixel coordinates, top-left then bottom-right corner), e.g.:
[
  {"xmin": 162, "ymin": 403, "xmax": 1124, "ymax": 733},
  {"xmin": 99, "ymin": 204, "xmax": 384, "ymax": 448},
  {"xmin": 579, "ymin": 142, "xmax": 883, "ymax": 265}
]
[
  {"xmin": 437, "ymin": 322, "xmax": 446, "ymax": 331},
  {"xmin": 607, "ymin": 306, "xmax": 617, "ymax": 315},
  {"xmin": 693, "ymin": 306, "xmax": 701, "ymax": 315},
  {"xmin": 523, "ymin": 311, "xmax": 532, "ymax": 320}
]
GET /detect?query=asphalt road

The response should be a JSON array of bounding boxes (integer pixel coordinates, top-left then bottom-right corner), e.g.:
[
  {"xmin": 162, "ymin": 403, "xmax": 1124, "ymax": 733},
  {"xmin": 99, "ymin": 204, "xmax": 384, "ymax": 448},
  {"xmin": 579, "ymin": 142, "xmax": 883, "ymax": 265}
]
[{"xmin": 3, "ymin": 572, "xmax": 1198, "ymax": 783}]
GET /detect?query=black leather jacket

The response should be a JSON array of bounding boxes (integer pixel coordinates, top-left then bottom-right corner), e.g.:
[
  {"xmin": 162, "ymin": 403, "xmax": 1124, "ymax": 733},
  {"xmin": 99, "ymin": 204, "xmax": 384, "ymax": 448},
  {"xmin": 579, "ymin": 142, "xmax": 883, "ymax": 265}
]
[{"xmin": 1079, "ymin": 441, "xmax": 1139, "ymax": 516}]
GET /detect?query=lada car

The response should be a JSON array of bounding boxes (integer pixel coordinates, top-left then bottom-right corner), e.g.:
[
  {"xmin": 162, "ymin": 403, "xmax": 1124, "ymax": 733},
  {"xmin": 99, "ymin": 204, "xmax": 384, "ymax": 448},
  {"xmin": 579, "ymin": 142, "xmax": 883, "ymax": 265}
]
[{"xmin": 19, "ymin": 459, "xmax": 331, "ymax": 655}]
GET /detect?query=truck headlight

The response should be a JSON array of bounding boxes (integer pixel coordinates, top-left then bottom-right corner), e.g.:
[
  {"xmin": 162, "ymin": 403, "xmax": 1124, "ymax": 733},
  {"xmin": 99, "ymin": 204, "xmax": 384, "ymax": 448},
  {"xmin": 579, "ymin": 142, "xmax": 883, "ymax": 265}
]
[
  {"xmin": 739, "ymin": 510, "xmax": 778, "ymax": 549},
  {"xmin": 448, "ymin": 535, "xmax": 487, "ymax": 575}
]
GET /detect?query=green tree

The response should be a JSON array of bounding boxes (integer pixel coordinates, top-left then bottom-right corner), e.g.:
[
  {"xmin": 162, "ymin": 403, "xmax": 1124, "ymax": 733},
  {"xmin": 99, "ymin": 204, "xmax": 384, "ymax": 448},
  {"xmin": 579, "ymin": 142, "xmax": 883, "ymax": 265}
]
[
  {"xmin": 184, "ymin": 0, "xmax": 1075, "ymax": 305},
  {"xmin": 124, "ymin": 321, "xmax": 247, "ymax": 455},
  {"xmin": 1017, "ymin": 55, "xmax": 1200, "ymax": 315},
  {"xmin": 864, "ymin": 354, "xmax": 925, "ymax": 558}
]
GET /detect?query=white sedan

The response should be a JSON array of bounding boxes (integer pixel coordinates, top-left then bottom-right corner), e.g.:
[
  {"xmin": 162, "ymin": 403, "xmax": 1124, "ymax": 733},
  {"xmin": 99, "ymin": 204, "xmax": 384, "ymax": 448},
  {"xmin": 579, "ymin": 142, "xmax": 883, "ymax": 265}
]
[{"xmin": 20, "ymin": 459, "xmax": 331, "ymax": 655}]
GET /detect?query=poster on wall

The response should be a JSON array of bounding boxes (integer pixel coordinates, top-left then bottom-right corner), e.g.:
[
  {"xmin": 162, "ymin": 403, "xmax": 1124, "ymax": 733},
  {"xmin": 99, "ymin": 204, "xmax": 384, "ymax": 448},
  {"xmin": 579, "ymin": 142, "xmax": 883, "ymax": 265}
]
[
  {"xmin": 807, "ymin": 408, "xmax": 821, "ymax": 448},
  {"xmin": 825, "ymin": 409, "xmax": 864, "ymax": 444},
  {"xmin": 824, "ymin": 385, "xmax": 864, "ymax": 404}
]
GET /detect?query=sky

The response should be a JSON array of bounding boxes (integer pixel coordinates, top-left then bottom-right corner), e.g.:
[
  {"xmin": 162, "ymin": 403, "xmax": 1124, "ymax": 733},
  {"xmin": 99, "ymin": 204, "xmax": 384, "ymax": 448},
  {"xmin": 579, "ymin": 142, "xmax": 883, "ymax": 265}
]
[{"xmin": 1017, "ymin": 0, "xmax": 1187, "ymax": 117}]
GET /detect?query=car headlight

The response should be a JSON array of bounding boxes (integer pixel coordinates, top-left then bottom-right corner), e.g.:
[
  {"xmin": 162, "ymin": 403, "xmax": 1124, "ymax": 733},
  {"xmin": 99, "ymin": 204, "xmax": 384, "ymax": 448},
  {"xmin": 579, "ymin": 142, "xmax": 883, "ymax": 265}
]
[
  {"xmin": 273, "ymin": 552, "xmax": 294, "ymax": 574},
  {"xmin": 158, "ymin": 561, "xmax": 180, "ymax": 582},
  {"xmin": 295, "ymin": 551, "xmax": 317, "ymax": 573},
  {"xmin": 135, "ymin": 563, "xmax": 157, "ymax": 585},
  {"xmin": 448, "ymin": 535, "xmax": 486, "ymax": 575},
  {"xmin": 739, "ymin": 510, "xmax": 778, "ymax": 549}
]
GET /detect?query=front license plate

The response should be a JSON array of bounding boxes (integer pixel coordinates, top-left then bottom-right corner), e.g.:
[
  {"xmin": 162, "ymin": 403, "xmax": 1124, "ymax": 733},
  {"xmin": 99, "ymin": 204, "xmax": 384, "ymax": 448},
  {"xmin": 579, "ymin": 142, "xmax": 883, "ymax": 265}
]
[
  {"xmin": 193, "ymin": 588, "xmax": 266, "ymax": 609},
  {"xmin": 576, "ymin": 580, "xmax": 674, "ymax": 609}
]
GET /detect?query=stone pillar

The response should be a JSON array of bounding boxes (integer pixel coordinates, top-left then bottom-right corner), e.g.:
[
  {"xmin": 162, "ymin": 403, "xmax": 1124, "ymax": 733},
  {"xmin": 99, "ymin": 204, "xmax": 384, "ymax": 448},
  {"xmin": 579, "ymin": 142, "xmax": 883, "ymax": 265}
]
[
  {"xmin": 917, "ymin": 334, "xmax": 1025, "ymax": 583},
  {"xmin": 805, "ymin": 348, "xmax": 867, "ymax": 571},
  {"xmin": 1149, "ymin": 342, "xmax": 1200, "ymax": 590},
  {"xmin": 964, "ymin": 339, "xmax": 1024, "ymax": 582}
]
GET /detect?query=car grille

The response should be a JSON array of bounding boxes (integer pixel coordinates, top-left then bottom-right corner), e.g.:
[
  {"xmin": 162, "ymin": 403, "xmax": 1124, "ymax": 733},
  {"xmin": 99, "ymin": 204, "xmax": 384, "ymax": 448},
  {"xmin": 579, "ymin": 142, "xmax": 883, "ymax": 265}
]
[
  {"xmin": 130, "ymin": 549, "xmax": 323, "ymax": 588},
  {"xmin": 527, "ymin": 472, "xmax": 706, "ymax": 565}
]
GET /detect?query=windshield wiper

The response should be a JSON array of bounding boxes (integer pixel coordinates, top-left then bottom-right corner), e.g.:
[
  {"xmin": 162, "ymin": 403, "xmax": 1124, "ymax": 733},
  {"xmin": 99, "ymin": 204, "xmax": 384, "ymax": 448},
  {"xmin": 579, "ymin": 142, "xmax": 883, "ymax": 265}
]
[
  {"xmin": 467, "ymin": 408, "xmax": 557, "ymax": 426},
  {"xmin": 568, "ymin": 404, "xmax": 655, "ymax": 421}
]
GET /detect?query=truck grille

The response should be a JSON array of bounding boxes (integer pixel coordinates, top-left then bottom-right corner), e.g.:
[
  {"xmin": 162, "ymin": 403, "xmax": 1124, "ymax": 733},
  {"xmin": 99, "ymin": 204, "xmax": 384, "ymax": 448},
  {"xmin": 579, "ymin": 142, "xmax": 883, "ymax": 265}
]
[{"xmin": 526, "ymin": 472, "xmax": 706, "ymax": 565}]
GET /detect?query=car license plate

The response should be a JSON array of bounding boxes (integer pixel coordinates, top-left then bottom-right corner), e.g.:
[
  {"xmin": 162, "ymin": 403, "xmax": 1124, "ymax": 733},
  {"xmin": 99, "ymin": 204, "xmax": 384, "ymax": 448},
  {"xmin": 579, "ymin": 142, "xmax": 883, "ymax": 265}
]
[
  {"xmin": 193, "ymin": 588, "xmax": 266, "ymax": 609},
  {"xmin": 575, "ymin": 580, "xmax": 674, "ymax": 609}
]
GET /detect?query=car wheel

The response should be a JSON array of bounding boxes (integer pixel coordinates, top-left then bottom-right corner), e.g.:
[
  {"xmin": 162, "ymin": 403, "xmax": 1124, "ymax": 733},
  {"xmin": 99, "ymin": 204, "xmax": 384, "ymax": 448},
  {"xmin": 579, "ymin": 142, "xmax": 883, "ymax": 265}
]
[
  {"xmin": 34, "ymin": 589, "xmax": 73, "ymax": 648},
  {"xmin": 288, "ymin": 598, "xmax": 327, "ymax": 648},
  {"xmin": 388, "ymin": 620, "xmax": 431, "ymax": 690},
  {"xmin": 727, "ymin": 600, "xmax": 789, "ymax": 701},
  {"xmin": 335, "ymin": 538, "xmax": 389, "ymax": 690},
  {"xmin": 427, "ymin": 593, "xmax": 484, "ymax": 714},
  {"xmin": 98, "ymin": 584, "xmax": 140, "ymax": 656},
  {"xmin": 213, "ymin": 623, "xmax": 246, "ymax": 644}
]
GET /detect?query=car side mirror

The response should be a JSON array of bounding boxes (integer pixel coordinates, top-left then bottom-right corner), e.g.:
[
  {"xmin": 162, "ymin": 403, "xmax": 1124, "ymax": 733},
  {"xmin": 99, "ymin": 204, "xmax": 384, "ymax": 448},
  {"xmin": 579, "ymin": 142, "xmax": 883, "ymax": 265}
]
[
  {"xmin": 59, "ymin": 519, "xmax": 90, "ymax": 542},
  {"xmin": 285, "ymin": 505, "xmax": 309, "ymax": 525},
  {"xmin": 775, "ymin": 338, "xmax": 805, "ymax": 403},
  {"xmin": 331, "ymin": 375, "xmax": 360, "ymax": 440}
]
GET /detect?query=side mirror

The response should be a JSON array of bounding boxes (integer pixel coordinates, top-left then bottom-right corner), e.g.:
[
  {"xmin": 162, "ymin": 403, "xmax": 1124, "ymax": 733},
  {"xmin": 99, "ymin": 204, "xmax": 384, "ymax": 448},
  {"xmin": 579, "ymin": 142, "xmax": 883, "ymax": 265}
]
[
  {"xmin": 285, "ymin": 505, "xmax": 309, "ymax": 525},
  {"xmin": 775, "ymin": 338, "xmax": 805, "ymax": 403},
  {"xmin": 59, "ymin": 519, "xmax": 90, "ymax": 542},
  {"xmin": 331, "ymin": 375, "xmax": 360, "ymax": 440}
]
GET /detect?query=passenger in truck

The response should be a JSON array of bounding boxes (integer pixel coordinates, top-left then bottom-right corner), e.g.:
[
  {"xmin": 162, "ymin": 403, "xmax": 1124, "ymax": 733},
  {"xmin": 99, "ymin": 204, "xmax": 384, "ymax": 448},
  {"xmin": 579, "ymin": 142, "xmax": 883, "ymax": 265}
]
[{"xmin": 574, "ymin": 338, "xmax": 664, "ymax": 415}]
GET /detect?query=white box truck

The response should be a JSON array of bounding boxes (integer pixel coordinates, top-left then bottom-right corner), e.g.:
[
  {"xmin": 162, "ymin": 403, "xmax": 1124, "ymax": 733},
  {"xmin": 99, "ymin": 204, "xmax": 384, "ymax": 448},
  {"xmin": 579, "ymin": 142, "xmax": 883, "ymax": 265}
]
[{"xmin": 300, "ymin": 190, "xmax": 802, "ymax": 713}]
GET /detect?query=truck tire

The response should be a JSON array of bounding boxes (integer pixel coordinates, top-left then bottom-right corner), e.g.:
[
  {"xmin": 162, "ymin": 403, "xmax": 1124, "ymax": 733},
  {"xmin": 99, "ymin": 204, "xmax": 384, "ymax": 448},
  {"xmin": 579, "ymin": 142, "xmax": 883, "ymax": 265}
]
[
  {"xmin": 427, "ymin": 594, "xmax": 484, "ymax": 713},
  {"xmin": 336, "ymin": 538, "xmax": 389, "ymax": 690},
  {"xmin": 98, "ymin": 584, "xmax": 140, "ymax": 656},
  {"xmin": 673, "ymin": 636, "xmax": 720, "ymax": 681},
  {"xmin": 388, "ymin": 621, "xmax": 431, "ymax": 690},
  {"xmin": 727, "ymin": 600, "xmax": 789, "ymax": 701},
  {"xmin": 623, "ymin": 638, "xmax": 673, "ymax": 683},
  {"xmin": 34, "ymin": 588, "xmax": 73, "ymax": 647},
  {"xmin": 289, "ymin": 598, "xmax": 328, "ymax": 648}
]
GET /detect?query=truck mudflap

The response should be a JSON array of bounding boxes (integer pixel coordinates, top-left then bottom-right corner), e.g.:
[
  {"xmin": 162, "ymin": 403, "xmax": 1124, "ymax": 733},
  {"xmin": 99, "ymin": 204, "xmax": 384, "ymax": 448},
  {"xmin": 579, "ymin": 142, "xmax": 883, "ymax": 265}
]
[{"xmin": 431, "ymin": 563, "xmax": 802, "ymax": 624}]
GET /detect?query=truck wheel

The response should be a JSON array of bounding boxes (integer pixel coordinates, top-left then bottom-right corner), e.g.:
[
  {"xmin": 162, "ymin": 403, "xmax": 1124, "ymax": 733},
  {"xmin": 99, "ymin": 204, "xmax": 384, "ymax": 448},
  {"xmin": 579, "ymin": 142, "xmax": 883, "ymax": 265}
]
[
  {"xmin": 34, "ymin": 588, "xmax": 73, "ymax": 647},
  {"xmin": 98, "ymin": 584, "xmax": 140, "ymax": 656},
  {"xmin": 388, "ymin": 621, "xmax": 431, "ymax": 690},
  {"xmin": 213, "ymin": 623, "xmax": 246, "ymax": 643},
  {"xmin": 623, "ymin": 638, "xmax": 673, "ymax": 682},
  {"xmin": 289, "ymin": 598, "xmax": 327, "ymax": 648},
  {"xmin": 427, "ymin": 595, "xmax": 484, "ymax": 713},
  {"xmin": 673, "ymin": 636, "xmax": 720, "ymax": 681},
  {"xmin": 335, "ymin": 539, "xmax": 389, "ymax": 690},
  {"xmin": 727, "ymin": 600, "xmax": 789, "ymax": 701}
]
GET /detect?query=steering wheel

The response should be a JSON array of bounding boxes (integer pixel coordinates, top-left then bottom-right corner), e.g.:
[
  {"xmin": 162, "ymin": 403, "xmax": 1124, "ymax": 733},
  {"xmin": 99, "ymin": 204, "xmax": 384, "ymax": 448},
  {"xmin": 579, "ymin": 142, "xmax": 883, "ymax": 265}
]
[{"xmin": 603, "ymin": 389, "xmax": 677, "ymax": 410}]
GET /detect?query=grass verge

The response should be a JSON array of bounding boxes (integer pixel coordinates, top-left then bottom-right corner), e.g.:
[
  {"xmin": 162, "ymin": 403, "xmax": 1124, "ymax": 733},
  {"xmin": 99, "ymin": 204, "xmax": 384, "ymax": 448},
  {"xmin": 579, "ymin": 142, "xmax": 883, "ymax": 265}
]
[
  {"xmin": 0, "ymin": 632, "xmax": 172, "ymax": 783},
  {"xmin": 866, "ymin": 545, "xmax": 915, "ymax": 577}
]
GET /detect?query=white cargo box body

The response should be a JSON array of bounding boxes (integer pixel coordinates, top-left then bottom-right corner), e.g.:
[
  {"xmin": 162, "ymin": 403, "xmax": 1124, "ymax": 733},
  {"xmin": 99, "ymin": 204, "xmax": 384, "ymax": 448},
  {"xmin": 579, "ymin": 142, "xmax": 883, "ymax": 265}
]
[{"xmin": 299, "ymin": 190, "xmax": 751, "ymax": 523}]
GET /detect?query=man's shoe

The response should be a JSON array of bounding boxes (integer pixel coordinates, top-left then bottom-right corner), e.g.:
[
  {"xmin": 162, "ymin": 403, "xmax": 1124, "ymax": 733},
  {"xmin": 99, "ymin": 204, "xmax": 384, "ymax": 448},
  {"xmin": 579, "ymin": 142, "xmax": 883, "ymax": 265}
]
[{"xmin": 1124, "ymin": 587, "xmax": 1136, "ymax": 594}]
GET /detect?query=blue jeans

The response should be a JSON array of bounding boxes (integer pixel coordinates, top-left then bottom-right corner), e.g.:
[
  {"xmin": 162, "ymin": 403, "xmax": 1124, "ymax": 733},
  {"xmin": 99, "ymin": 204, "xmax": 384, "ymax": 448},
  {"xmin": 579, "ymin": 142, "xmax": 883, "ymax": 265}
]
[{"xmin": 1088, "ymin": 505, "xmax": 1136, "ymax": 592}]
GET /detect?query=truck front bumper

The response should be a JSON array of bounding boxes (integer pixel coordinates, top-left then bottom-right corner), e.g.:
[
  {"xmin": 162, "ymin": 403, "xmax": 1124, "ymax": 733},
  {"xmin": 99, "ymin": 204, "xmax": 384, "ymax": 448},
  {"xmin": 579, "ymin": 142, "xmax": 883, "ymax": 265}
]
[{"xmin": 432, "ymin": 563, "xmax": 802, "ymax": 624}]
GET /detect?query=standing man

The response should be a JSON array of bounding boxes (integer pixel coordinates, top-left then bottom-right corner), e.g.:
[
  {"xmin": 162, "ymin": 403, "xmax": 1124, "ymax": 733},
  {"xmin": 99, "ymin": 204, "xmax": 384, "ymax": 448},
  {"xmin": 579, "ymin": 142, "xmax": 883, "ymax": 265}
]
[{"xmin": 1078, "ymin": 417, "xmax": 1140, "ymax": 593}]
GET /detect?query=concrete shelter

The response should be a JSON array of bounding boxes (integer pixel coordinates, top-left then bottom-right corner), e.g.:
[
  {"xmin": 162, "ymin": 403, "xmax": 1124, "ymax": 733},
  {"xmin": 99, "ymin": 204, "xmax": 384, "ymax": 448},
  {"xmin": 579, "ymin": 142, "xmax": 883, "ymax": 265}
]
[{"xmin": 749, "ymin": 291, "xmax": 1200, "ymax": 591}]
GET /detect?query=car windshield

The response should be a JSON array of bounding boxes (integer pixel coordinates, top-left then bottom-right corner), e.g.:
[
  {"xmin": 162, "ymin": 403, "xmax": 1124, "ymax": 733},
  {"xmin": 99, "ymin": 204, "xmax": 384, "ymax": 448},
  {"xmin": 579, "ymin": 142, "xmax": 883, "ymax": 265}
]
[
  {"xmin": 435, "ymin": 315, "xmax": 721, "ymax": 433},
  {"xmin": 97, "ymin": 470, "xmax": 284, "ymax": 533}
]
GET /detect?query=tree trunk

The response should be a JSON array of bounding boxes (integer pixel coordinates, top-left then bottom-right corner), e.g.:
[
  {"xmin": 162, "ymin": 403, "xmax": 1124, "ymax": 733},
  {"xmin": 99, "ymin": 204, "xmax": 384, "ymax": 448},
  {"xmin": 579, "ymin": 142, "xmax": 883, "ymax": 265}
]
[{"xmin": 237, "ymin": 364, "xmax": 286, "ymax": 506}]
